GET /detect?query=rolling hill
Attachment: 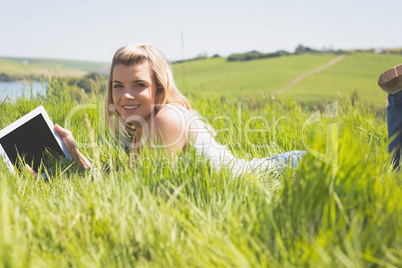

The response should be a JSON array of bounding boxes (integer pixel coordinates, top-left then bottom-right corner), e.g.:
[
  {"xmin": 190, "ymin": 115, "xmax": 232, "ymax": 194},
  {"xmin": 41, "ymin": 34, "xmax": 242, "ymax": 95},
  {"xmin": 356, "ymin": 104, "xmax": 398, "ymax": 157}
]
[
  {"xmin": 1, "ymin": 52, "xmax": 402, "ymax": 106},
  {"xmin": 172, "ymin": 53, "xmax": 402, "ymax": 106}
]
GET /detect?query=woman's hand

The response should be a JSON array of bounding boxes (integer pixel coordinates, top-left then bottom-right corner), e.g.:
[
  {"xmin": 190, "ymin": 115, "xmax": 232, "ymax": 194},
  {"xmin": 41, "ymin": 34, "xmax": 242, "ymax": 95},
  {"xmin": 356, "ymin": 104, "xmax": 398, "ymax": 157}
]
[
  {"xmin": 55, "ymin": 124, "xmax": 92, "ymax": 169},
  {"xmin": 54, "ymin": 124, "xmax": 78, "ymax": 159}
]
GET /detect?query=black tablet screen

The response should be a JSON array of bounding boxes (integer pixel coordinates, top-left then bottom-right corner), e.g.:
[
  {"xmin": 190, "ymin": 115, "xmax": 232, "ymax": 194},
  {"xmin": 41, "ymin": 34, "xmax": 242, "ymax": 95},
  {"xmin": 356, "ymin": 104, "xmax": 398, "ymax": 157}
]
[{"xmin": 0, "ymin": 114, "xmax": 65, "ymax": 173}]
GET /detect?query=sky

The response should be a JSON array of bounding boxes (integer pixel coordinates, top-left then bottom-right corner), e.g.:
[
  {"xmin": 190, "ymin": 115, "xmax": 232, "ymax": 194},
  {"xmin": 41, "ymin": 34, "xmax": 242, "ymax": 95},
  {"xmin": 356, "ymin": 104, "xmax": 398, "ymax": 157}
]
[{"xmin": 1, "ymin": 0, "xmax": 401, "ymax": 63}]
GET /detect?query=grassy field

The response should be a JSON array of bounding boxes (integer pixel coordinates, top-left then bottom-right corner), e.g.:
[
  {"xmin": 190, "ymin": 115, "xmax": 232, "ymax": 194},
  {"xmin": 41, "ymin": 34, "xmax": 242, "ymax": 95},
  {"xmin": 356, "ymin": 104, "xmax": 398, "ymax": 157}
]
[
  {"xmin": 0, "ymin": 74, "xmax": 401, "ymax": 266},
  {"xmin": 0, "ymin": 57, "xmax": 110, "ymax": 77},
  {"xmin": 173, "ymin": 53, "xmax": 402, "ymax": 107}
]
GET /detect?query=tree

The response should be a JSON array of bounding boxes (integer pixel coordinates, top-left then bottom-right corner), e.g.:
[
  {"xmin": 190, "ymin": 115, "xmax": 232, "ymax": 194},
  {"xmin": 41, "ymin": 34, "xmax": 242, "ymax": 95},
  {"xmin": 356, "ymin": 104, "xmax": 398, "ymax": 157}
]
[
  {"xmin": 0, "ymin": 73, "xmax": 11, "ymax": 82},
  {"xmin": 295, "ymin": 44, "xmax": 315, "ymax": 54}
]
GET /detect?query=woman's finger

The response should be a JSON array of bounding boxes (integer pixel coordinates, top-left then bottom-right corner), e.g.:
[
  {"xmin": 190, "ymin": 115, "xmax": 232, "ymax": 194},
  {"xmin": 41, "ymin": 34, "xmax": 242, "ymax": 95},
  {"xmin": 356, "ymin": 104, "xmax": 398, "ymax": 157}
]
[
  {"xmin": 55, "ymin": 124, "xmax": 77, "ymax": 154},
  {"xmin": 25, "ymin": 164, "xmax": 38, "ymax": 177},
  {"xmin": 55, "ymin": 124, "xmax": 71, "ymax": 138}
]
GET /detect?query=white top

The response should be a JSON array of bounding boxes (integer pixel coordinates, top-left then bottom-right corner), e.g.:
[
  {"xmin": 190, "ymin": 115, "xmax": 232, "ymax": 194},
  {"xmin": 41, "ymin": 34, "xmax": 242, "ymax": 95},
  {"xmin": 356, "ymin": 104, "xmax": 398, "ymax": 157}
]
[{"xmin": 159, "ymin": 104, "xmax": 276, "ymax": 176}]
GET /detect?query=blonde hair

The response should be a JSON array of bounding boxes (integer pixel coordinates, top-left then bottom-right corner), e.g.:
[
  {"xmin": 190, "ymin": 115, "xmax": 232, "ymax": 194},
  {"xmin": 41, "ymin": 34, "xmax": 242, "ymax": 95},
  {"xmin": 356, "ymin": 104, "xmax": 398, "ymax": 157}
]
[{"xmin": 105, "ymin": 43, "xmax": 191, "ymax": 137}]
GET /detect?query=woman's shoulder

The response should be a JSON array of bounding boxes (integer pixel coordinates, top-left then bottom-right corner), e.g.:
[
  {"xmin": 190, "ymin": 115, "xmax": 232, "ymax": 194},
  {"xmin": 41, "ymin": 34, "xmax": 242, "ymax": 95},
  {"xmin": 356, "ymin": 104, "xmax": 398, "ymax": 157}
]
[
  {"xmin": 154, "ymin": 105, "xmax": 185, "ymax": 127},
  {"xmin": 156, "ymin": 103, "xmax": 198, "ymax": 123},
  {"xmin": 153, "ymin": 104, "xmax": 198, "ymax": 144}
]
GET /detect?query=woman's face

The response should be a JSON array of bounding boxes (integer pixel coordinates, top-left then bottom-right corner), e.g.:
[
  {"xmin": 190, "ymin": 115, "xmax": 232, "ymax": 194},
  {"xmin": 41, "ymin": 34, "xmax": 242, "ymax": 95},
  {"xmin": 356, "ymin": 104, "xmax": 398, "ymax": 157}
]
[{"xmin": 112, "ymin": 61, "xmax": 158, "ymax": 129}]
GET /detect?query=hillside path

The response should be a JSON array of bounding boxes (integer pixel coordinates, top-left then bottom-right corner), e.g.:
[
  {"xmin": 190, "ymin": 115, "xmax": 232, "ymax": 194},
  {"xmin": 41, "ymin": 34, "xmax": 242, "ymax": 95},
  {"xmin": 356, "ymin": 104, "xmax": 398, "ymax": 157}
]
[{"xmin": 272, "ymin": 55, "xmax": 345, "ymax": 95}]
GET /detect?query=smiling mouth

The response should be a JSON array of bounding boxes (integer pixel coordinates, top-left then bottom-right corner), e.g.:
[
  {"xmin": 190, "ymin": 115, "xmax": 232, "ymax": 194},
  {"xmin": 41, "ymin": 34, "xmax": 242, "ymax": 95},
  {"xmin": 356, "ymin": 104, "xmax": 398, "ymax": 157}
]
[{"xmin": 123, "ymin": 105, "xmax": 140, "ymax": 110}]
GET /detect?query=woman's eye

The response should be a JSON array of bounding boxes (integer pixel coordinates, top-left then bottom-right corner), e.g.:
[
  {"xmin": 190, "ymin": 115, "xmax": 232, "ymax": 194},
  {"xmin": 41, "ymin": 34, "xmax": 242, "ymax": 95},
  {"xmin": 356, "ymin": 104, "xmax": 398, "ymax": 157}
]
[
  {"xmin": 136, "ymin": 83, "xmax": 146, "ymax": 88},
  {"xmin": 113, "ymin": 84, "xmax": 122, "ymax": 89}
]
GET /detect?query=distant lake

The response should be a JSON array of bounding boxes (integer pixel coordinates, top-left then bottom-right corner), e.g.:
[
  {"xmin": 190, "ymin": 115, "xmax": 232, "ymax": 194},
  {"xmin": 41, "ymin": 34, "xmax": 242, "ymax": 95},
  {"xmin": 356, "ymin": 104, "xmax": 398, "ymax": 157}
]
[{"xmin": 0, "ymin": 81, "xmax": 47, "ymax": 101}]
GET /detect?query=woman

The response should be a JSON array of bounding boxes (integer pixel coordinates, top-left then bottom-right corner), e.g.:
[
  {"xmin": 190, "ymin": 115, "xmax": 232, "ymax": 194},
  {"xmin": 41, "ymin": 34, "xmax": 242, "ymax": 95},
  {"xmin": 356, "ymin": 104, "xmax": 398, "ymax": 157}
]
[
  {"xmin": 378, "ymin": 63, "xmax": 402, "ymax": 169},
  {"xmin": 53, "ymin": 43, "xmax": 306, "ymax": 177}
]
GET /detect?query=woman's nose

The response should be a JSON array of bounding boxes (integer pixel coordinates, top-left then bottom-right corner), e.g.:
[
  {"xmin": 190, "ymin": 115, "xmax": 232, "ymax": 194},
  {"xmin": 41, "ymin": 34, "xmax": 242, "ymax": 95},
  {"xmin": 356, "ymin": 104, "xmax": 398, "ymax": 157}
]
[{"xmin": 122, "ymin": 89, "xmax": 135, "ymax": 99}]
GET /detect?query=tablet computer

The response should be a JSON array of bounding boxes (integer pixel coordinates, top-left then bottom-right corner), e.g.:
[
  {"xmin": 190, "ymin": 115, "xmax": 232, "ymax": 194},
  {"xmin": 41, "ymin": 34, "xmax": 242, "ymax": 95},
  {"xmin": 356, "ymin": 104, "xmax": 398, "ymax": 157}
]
[{"xmin": 0, "ymin": 106, "xmax": 70, "ymax": 178}]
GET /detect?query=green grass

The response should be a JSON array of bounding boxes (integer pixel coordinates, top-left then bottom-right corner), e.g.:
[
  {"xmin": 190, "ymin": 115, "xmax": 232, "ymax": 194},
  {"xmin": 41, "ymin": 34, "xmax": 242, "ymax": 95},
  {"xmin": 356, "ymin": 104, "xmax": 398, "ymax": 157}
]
[{"xmin": 0, "ymin": 78, "xmax": 400, "ymax": 267}]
